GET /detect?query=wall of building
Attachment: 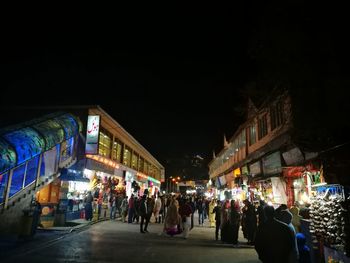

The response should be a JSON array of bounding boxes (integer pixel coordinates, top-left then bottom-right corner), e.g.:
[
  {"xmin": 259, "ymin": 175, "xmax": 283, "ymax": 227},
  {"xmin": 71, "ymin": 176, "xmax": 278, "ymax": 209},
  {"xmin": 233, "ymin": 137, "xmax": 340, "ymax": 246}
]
[{"xmin": 209, "ymin": 92, "xmax": 293, "ymax": 179}]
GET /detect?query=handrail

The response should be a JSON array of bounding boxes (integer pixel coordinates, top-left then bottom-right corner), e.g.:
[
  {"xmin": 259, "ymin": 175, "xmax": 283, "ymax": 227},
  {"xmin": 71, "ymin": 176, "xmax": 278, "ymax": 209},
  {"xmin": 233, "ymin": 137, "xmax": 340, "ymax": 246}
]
[{"xmin": 0, "ymin": 136, "xmax": 77, "ymax": 210}]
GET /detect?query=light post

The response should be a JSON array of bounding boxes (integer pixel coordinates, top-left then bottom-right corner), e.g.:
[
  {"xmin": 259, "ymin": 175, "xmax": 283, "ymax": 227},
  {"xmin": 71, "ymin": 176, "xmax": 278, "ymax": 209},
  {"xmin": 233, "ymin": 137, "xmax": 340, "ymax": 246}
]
[{"xmin": 172, "ymin": 178, "xmax": 176, "ymax": 192}]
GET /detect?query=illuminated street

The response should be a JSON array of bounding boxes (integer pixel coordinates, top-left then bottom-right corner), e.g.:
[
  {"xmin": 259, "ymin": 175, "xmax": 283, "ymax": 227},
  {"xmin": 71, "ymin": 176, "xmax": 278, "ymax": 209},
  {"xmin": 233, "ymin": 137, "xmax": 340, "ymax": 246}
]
[
  {"xmin": 2, "ymin": 219, "xmax": 260, "ymax": 263},
  {"xmin": 1, "ymin": 2, "xmax": 349, "ymax": 263}
]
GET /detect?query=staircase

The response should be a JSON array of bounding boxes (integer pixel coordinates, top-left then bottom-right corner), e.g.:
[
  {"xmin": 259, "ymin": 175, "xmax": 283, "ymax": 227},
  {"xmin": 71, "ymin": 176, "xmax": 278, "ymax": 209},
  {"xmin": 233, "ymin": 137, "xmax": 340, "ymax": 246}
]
[{"xmin": 0, "ymin": 158, "xmax": 77, "ymax": 235}]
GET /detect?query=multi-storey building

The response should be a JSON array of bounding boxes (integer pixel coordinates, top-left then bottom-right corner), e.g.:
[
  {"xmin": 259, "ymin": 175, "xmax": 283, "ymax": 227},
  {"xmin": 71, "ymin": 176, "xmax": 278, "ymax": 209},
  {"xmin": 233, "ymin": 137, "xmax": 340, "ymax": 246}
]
[
  {"xmin": 0, "ymin": 105, "xmax": 164, "ymax": 233},
  {"xmin": 209, "ymin": 88, "xmax": 326, "ymax": 206}
]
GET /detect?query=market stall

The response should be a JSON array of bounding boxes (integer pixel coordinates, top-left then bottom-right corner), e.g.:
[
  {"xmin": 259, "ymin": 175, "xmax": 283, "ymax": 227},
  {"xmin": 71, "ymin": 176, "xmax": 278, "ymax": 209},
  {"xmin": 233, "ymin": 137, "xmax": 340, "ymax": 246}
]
[{"xmin": 309, "ymin": 184, "xmax": 350, "ymax": 263}]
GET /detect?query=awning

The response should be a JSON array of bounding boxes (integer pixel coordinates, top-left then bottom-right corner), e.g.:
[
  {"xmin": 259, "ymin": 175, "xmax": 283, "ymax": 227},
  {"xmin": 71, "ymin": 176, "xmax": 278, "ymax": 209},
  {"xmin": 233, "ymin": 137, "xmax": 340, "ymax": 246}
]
[{"xmin": 59, "ymin": 168, "xmax": 90, "ymax": 182}]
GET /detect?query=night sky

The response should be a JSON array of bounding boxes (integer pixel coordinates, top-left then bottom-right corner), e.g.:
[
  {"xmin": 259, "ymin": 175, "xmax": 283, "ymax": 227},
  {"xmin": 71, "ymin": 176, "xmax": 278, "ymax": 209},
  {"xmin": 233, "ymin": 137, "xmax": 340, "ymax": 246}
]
[{"xmin": 1, "ymin": 2, "xmax": 349, "ymax": 178}]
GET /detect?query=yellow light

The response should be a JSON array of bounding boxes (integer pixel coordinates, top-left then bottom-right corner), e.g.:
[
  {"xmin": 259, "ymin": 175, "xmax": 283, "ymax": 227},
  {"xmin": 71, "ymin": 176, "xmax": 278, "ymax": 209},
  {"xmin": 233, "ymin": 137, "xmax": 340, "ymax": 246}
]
[
  {"xmin": 177, "ymin": 177, "xmax": 180, "ymax": 180},
  {"xmin": 172, "ymin": 178, "xmax": 175, "ymax": 182}
]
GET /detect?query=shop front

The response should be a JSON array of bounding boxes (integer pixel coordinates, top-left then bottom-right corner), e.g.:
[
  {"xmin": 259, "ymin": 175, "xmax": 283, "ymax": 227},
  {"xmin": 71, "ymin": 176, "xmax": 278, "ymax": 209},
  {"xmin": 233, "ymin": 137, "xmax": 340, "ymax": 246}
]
[
  {"xmin": 246, "ymin": 152, "xmax": 289, "ymax": 207},
  {"xmin": 59, "ymin": 168, "xmax": 91, "ymax": 221},
  {"xmin": 282, "ymin": 163, "xmax": 324, "ymax": 207},
  {"xmin": 307, "ymin": 184, "xmax": 350, "ymax": 263},
  {"xmin": 35, "ymin": 179, "xmax": 61, "ymax": 228},
  {"xmin": 281, "ymin": 147, "xmax": 324, "ymax": 207},
  {"xmin": 223, "ymin": 168, "xmax": 247, "ymax": 204}
]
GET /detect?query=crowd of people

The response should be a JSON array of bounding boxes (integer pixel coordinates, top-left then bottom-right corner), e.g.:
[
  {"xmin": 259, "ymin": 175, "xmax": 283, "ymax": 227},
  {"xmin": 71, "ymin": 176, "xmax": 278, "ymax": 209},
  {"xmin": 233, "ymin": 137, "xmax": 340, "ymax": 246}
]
[{"xmin": 84, "ymin": 191, "xmax": 312, "ymax": 262}]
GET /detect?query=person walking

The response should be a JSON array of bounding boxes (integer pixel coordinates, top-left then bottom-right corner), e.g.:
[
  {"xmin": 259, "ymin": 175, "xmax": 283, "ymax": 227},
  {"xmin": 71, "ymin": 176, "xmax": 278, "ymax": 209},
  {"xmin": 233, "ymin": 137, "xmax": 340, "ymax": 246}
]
[
  {"xmin": 242, "ymin": 199, "xmax": 257, "ymax": 245},
  {"xmin": 229, "ymin": 199, "xmax": 241, "ymax": 246},
  {"xmin": 290, "ymin": 205, "xmax": 302, "ymax": 233},
  {"xmin": 212, "ymin": 200, "xmax": 222, "ymax": 241},
  {"xmin": 84, "ymin": 191, "xmax": 93, "ymax": 221},
  {"xmin": 163, "ymin": 202, "xmax": 182, "ymax": 236},
  {"xmin": 296, "ymin": 233, "xmax": 311, "ymax": 263},
  {"xmin": 220, "ymin": 200, "xmax": 230, "ymax": 243},
  {"xmin": 153, "ymin": 195, "xmax": 162, "ymax": 223},
  {"xmin": 120, "ymin": 195, "xmax": 128, "ymax": 223},
  {"xmin": 144, "ymin": 196, "xmax": 154, "ymax": 232},
  {"xmin": 189, "ymin": 197, "xmax": 196, "ymax": 230},
  {"xmin": 197, "ymin": 197, "xmax": 205, "ymax": 226},
  {"xmin": 109, "ymin": 194, "xmax": 117, "ymax": 220},
  {"xmin": 139, "ymin": 195, "xmax": 148, "ymax": 233},
  {"xmin": 179, "ymin": 198, "xmax": 193, "ymax": 239},
  {"xmin": 257, "ymin": 200, "xmax": 267, "ymax": 226},
  {"xmin": 279, "ymin": 209, "xmax": 299, "ymax": 263},
  {"xmin": 255, "ymin": 205, "xmax": 296, "ymax": 263},
  {"xmin": 127, "ymin": 194, "xmax": 135, "ymax": 223},
  {"xmin": 208, "ymin": 199, "xmax": 216, "ymax": 228}
]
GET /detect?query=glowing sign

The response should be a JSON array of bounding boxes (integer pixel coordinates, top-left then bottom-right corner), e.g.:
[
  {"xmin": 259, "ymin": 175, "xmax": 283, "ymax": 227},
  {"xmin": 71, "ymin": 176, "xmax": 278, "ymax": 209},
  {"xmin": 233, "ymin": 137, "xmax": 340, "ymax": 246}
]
[
  {"xmin": 86, "ymin": 154, "xmax": 120, "ymax": 169},
  {"xmin": 85, "ymin": 115, "xmax": 100, "ymax": 154}
]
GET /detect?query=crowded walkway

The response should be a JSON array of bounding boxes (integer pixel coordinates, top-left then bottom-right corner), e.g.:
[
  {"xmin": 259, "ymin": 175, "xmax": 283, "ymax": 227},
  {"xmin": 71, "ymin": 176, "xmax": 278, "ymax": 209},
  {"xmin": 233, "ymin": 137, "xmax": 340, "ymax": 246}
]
[{"xmin": 2, "ymin": 211, "xmax": 260, "ymax": 263}]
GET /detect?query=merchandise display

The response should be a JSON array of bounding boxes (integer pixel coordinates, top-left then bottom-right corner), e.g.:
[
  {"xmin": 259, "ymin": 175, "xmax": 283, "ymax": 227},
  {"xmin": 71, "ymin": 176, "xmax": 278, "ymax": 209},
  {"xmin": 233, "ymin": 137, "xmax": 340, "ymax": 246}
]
[{"xmin": 309, "ymin": 185, "xmax": 349, "ymax": 256}]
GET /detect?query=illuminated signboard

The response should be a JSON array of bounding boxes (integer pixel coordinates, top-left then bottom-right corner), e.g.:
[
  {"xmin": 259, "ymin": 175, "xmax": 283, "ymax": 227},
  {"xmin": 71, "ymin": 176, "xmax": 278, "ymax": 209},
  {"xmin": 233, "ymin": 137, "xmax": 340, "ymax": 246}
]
[
  {"xmin": 85, "ymin": 115, "xmax": 100, "ymax": 154},
  {"xmin": 233, "ymin": 168, "xmax": 241, "ymax": 177}
]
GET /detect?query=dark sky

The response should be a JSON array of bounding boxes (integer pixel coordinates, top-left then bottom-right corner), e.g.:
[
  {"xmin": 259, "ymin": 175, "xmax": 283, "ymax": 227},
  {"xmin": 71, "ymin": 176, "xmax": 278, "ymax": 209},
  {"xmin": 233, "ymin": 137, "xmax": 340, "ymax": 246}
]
[{"xmin": 1, "ymin": 2, "xmax": 349, "ymax": 178}]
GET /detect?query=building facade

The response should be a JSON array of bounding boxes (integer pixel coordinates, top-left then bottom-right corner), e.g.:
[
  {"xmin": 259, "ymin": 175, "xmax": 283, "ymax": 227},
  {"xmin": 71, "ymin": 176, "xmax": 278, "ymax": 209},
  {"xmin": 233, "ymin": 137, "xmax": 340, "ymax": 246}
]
[
  {"xmin": 208, "ymin": 89, "xmax": 326, "ymax": 206},
  {"xmin": 0, "ymin": 105, "xmax": 164, "ymax": 232}
]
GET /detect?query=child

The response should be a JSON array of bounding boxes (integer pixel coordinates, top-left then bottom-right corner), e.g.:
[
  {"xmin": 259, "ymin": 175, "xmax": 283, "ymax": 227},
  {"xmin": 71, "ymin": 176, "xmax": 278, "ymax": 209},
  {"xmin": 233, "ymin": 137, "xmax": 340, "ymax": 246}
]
[{"xmin": 296, "ymin": 233, "xmax": 311, "ymax": 263}]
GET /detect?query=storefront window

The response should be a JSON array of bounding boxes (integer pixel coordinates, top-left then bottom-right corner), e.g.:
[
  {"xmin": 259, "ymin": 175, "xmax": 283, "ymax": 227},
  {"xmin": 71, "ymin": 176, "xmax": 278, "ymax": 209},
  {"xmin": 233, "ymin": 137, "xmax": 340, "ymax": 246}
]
[
  {"xmin": 123, "ymin": 146, "xmax": 131, "ymax": 167},
  {"xmin": 10, "ymin": 164, "xmax": 26, "ymax": 197},
  {"xmin": 25, "ymin": 156, "xmax": 39, "ymax": 187},
  {"xmin": 131, "ymin": 152, "xmax": 139, "ymax": 170},
  {"xmin": 98, "ymin": 129, "xmax": 112, "ymax": 158},
  {"xmin": 0, "ymin": 172, "xmax": 9, "ymax": 203}
]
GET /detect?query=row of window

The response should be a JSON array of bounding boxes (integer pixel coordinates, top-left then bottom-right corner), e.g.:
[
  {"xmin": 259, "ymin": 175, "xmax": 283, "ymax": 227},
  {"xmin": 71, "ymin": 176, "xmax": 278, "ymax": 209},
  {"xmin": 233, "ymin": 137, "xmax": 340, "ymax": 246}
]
[
  {"xmin": 0, "ymin": 138, "xmax": 75, "ymax": 204},
  {"xmin": 210, "ymin": 130, "xmax": 247, "ymax": 172},
  {"xmin": 248, "ymin": 101, "xmax": 285, "ymax": 146},
  {"xmin": 210, "ymin": 100, "xmax": 286, "ymax": 173},
  {"xmin": 97, "ymin": 128, "xmax": 161, "ymax": 179}
]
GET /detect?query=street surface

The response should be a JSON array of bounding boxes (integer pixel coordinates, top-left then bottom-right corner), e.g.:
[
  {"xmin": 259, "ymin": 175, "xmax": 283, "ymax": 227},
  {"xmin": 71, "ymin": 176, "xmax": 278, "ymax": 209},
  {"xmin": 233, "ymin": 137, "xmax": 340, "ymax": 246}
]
[{"xmin": 3, "ymin": 216, "xmax": 260, "ymax": 263}]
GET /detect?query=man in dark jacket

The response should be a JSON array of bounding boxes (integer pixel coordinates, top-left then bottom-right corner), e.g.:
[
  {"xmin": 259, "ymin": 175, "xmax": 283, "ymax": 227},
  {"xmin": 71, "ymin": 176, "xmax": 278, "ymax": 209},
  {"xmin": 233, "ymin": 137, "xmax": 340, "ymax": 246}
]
[
  {"xmin": 255, "ymin": 205, "xmax": 295, "ymax": 263},
  {"xmin": 212, "ymin": 200, "xmax": 222, "ymax": 241},
  {"xmin": 139, "ymin": 195, "xmax": 148, "ymax": 233}
]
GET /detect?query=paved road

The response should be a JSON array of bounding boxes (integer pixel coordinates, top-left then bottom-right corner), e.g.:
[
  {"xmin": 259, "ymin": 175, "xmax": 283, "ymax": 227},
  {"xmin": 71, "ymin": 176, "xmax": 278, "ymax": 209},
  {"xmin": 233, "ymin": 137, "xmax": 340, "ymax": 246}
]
[{"xmin": 3, "ymin": 218, "xmax": 260, "ymax": 263}]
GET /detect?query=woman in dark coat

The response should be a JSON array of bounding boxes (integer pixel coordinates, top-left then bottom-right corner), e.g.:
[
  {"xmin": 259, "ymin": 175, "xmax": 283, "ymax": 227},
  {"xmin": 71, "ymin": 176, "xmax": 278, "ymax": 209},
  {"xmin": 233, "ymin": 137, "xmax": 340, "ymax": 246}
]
[
  {"xmin": 229, "ymin": 200, "xmax": 241, "ymax": 245},
  {"xmin": 84, "ymin": 191, "xmax": 93, "ymax": 221},
  {"xmin": 220, "ymin": 200, "xmax": 231, "ymax": 243},
  {"xmin": 242, "ymin": 199, "xmax": 257, "ymax": 245}
]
